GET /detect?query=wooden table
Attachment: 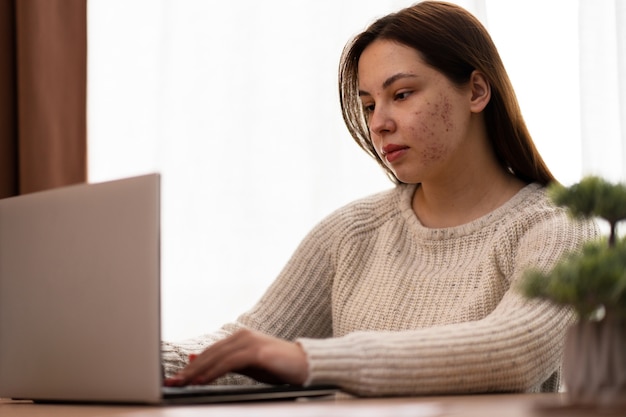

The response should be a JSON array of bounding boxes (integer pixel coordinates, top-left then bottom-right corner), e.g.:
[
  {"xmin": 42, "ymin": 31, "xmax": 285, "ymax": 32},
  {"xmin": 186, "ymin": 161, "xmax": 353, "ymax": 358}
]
[{"xmin": 2, "ymin": 392, "xmax": 625, "ymax": 417}]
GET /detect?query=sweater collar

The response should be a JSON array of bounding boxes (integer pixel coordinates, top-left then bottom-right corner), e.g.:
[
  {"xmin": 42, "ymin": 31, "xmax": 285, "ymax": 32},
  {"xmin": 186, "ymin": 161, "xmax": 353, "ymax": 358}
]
[{"xmin": 399, "ymin": 182, "xmax": 544, "ymax": 239}]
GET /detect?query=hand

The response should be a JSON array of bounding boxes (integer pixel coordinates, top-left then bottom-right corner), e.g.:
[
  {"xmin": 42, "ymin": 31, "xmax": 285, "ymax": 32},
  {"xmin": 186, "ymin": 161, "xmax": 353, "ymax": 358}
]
[{"xmin": 164, "ymin": 329, "xmax": 309, "ymax": 386}]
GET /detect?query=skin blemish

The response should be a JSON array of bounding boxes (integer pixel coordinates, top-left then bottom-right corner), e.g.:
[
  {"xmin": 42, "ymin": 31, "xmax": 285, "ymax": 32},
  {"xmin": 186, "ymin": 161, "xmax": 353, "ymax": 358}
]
[
  {"xmin": 422, "ymin": 142, "xmax": 446, "ymax": 163},
  {"xmin": 440, "ymin": 94, "xmax": 454, "ymax": 132},
  {"xmin": 417, "ymin": 121, "xmax": 435, "ymax": 137},
  {"xmin": 416, "ymin": 95, "xmax": 450, "ymax": 163}
]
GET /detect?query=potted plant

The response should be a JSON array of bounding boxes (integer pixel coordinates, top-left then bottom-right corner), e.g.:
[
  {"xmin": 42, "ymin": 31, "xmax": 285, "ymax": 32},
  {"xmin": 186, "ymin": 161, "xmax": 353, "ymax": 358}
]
[{"xmin": 520, "ymin": 176, "xmax": 626, "ymax": 406}]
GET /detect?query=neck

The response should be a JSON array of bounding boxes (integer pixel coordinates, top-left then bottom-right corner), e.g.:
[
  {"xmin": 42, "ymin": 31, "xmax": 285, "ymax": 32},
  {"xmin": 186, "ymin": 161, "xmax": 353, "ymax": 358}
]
[{"xmin": 412, "ymin": 169, "xmax": 525, "ymax": 228}]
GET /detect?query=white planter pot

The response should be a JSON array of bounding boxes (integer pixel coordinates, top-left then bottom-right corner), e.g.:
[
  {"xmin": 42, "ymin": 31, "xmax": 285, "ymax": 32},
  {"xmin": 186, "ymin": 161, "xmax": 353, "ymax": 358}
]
[{"xmin": 563, "ymin": 317, "xmax": 626, "ymax": 406}]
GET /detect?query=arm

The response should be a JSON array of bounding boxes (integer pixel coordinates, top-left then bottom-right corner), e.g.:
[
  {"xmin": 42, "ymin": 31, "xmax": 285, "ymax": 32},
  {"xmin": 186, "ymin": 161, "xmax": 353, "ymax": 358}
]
[
  {"xmin": 300, "ymin": 290, "xmax": 572, "ymax": 395},
  {"xmin": 162, "ymin": 213, "xmax": 337, "ymax": 379},
  {"xmin": 299, "ymin": 215, "xmax": 599, "ymax": 396}
]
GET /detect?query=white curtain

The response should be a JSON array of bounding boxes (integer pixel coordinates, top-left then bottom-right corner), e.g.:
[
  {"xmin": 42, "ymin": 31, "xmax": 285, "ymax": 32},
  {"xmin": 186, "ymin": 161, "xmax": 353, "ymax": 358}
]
[
  {"xmin": 87, "ymin": 0, "xmax": 625, "ymax": 341},
  {"xmin": 579, "ymin": 0, "xmax": 626, "ymax": 180}
]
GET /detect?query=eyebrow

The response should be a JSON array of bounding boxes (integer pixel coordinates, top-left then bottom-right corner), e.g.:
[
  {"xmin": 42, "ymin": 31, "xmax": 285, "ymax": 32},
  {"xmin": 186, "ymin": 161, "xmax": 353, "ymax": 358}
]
[{"xmin": 358, "ymin": 72, "xmax": 418, "ymax": 97}]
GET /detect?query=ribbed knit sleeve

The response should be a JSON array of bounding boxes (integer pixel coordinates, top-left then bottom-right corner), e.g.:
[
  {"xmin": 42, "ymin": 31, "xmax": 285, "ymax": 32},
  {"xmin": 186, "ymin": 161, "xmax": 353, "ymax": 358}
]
[{"xmin": 299, "ymin": 287, "xmax": 575, "ymax": 396}]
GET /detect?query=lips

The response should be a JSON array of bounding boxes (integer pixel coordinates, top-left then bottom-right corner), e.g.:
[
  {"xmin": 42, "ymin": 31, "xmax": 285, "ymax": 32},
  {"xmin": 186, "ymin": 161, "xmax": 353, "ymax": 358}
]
[{"xmin": 382, "ymin": 144, "xmax": 409, "ymax": 163}]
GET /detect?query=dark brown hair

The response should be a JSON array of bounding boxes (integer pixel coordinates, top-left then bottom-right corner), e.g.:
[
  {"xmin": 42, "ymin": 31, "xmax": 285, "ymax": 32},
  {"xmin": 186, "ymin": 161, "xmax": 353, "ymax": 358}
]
[{"xmin": 339, "ymin": 1, "xmax": 555, "ymax": 185}]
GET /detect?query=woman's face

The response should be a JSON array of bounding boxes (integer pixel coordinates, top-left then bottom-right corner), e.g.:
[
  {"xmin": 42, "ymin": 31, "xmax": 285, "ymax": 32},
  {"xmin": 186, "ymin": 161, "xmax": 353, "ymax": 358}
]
[{"xmin": 358, "ymin": 40, "xmax": 476, "ymax": 185}]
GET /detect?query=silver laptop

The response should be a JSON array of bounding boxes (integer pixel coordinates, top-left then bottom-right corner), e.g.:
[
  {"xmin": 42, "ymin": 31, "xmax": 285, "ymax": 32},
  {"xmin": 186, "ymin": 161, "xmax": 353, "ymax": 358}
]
[{"xmin": 0, "ymin": 174, "xmax": 336, "ymax": 404}]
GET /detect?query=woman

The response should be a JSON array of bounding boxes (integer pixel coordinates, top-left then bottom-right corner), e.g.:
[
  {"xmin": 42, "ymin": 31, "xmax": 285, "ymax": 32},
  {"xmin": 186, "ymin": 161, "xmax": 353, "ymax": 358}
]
[{"xmin": 163, "ymin": 1, "xmax": 598, "ymax": 396}]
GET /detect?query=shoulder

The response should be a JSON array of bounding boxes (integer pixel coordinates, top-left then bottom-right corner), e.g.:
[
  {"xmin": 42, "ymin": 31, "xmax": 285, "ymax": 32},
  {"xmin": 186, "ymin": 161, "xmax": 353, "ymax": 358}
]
[
  {"xmin": 494, "ymin": 183, "xmax": 593, "ymax": 232},
  {"xmin": 500, "ymin": 183, "xmax": 600, "ymax": 272},
  {"xmin": 509, "ymin": 183, "xmax": 598, "ymax": 237},
  {"xmin": 307, "ymin": 184, "xmax": 413, "ymax": 241},
  {"xmin": 326, "ymin": 184, "xmax": 411, "ymax": 225}
]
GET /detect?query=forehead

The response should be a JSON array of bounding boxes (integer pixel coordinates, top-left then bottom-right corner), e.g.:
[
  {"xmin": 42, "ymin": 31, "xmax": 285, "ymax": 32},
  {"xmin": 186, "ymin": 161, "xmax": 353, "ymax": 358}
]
[{"xmin": 357, "ymin": 40, "xmax": 431, "ymax": 89}]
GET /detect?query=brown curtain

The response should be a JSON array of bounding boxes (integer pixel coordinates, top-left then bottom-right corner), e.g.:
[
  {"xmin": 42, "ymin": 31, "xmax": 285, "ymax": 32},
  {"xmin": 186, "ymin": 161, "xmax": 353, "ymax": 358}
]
[{"xmin": 0, "ymin": 0, "xmax": 87, "ymax": 199}]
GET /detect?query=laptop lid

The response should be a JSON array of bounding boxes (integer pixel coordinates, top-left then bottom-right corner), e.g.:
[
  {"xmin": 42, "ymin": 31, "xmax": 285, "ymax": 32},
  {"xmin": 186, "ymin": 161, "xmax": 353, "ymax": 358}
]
[{"xmin": 0, "ymin": 174, "xmax": 163, "ymax": 404}]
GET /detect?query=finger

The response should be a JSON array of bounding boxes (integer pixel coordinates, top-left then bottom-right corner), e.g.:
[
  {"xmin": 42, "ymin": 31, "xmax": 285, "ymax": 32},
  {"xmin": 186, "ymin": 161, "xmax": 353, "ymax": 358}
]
[
  {"xmin": 174, "ymin": 330, "xmax": 260, "ymax": 384},
  {"xmin": 189, "ymin": 333, "xmax": 307, "ymax": 385},
  {"xmin": 190, "ymin": 346, "xmax": 260, "ymax": 385},
  {"xmin": 163, "ymin": 353, "xmax": 202, "ymax": 386}
]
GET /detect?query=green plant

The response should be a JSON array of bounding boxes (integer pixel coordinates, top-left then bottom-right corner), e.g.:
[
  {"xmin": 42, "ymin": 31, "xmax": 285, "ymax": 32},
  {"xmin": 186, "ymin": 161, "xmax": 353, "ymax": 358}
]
[{"xmin": 520, "ymin": 176, "xmax": 626, "ymax": 320}]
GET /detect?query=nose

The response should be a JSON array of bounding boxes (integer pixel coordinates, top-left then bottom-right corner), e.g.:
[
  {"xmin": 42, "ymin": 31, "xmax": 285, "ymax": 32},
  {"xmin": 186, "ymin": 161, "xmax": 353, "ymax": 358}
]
[{"xmin": 368, "ymin": 105, "xmax": 395, "ymax": 137}]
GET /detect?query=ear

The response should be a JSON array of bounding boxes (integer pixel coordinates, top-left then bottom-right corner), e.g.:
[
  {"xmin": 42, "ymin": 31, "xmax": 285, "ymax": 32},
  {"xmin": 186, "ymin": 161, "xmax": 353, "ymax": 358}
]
[{"xmin": 469, "ymin": 70, "xmax": 491, "ymax": 113}]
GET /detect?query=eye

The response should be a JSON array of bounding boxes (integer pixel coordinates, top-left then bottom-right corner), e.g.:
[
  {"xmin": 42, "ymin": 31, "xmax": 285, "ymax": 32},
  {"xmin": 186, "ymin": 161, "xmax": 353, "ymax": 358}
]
[
  {"xmin": 394, "ymin": 90, "xmax": 412, "ymax": 101},
  {"xmin": 361, "ymin": 102, "xmax": 375, "ymax": 116}
]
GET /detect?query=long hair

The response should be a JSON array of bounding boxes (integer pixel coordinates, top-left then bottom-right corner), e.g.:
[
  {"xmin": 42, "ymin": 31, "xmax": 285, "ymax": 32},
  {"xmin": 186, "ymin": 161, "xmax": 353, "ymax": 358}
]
[{"xmin": 339, "ymin": 1, "xmax": 555, "ymax": 185}]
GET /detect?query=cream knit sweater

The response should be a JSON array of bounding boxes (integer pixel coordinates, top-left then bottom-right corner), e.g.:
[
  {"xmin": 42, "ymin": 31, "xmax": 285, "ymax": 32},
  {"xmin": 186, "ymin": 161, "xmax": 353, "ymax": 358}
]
[{"xmin": 162, "ymin": 183, "xmax": 599, "ymax": 396}]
